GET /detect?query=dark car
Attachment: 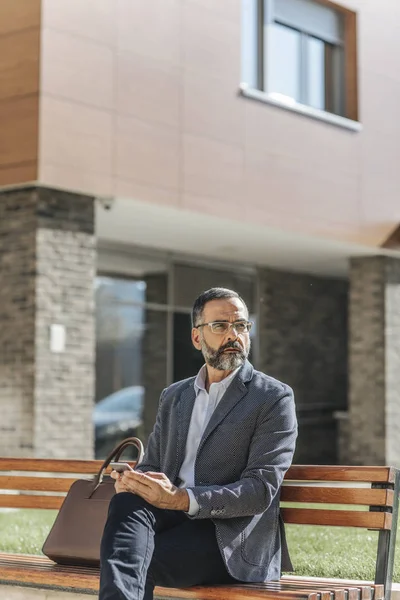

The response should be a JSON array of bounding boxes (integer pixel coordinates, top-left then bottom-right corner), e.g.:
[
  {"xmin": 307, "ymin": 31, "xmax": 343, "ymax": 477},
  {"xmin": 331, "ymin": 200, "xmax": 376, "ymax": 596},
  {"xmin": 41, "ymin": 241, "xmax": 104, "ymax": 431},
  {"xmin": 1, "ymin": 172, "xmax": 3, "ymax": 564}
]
[{"xmin": 93, "ymin": 386, "xmax": 144, "ymax": 458}]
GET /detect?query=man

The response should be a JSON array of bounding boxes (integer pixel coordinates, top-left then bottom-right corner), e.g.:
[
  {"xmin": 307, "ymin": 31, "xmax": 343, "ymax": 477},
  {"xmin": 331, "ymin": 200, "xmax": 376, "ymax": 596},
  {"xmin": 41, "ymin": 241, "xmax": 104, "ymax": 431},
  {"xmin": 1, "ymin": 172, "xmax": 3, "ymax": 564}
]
[{"xmin": 100, "ymin": 287, "xmax": 297, "ymax": 600}]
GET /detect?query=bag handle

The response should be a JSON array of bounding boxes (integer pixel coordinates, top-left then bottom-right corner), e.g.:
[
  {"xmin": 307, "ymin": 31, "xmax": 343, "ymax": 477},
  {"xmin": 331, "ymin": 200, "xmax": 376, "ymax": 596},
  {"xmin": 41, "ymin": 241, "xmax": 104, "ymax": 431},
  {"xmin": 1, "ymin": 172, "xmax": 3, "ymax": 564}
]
[{"xmin": 90, "ymin": 437, "xmax": 144, "ymax": 495}]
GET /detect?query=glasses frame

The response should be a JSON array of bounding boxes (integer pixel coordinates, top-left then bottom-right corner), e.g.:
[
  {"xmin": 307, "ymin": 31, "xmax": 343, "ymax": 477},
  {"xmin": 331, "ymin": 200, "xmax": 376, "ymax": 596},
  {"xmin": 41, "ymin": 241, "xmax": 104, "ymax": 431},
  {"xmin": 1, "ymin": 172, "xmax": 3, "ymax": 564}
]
[{"xmin": 195, "ymin": 320, "xmax": 253, "ymax": 335}]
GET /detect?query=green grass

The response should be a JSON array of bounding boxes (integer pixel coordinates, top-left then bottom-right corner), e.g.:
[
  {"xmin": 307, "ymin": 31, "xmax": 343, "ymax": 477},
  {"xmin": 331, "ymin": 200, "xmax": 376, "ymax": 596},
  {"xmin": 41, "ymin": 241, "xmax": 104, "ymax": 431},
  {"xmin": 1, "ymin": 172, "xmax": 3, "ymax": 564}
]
[
  {"xmin": 0, "ymin": 508, "xmax": 398, "ymax": 582},
  {"xmin": 0, "ymin": 509, "xmax": 57, "ymax": 555}
]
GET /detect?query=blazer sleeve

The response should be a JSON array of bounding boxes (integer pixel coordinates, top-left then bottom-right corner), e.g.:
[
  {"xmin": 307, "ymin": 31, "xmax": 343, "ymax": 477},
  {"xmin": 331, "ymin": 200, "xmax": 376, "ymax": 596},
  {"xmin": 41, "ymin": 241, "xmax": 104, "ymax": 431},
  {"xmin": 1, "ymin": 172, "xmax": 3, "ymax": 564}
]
[
  {"xmin": 187, "ymin": 388, "xmax": 297, "ymax": 519},
  {"xmin": 135, "ymin": 389, "xmax": 166, "ymax": 473}
]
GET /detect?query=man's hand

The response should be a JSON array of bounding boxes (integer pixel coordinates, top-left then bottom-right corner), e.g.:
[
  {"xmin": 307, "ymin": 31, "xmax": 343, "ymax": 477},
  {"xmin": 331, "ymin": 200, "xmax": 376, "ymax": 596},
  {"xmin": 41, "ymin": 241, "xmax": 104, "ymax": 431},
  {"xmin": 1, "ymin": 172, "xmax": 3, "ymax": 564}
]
[{"xmin": 111, "ymin": 470, "xmax": 190, "ymax": 511}]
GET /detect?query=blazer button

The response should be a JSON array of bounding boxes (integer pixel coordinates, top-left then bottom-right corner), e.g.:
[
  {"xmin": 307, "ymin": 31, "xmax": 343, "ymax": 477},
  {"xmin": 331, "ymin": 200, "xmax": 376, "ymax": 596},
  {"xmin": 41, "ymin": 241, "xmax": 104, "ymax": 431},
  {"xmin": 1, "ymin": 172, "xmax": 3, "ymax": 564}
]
[{"xmin": 210, "ymin": 509, "xmax": 217, "ymax": 516}]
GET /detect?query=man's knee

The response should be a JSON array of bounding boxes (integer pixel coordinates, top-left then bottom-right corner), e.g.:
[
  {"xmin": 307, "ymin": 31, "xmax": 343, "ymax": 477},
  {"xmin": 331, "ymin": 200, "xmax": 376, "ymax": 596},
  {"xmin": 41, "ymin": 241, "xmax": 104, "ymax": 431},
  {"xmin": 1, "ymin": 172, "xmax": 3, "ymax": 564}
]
[{"xmin": 108, "ymin": 492, "xmax": 148, "ymax": 515}]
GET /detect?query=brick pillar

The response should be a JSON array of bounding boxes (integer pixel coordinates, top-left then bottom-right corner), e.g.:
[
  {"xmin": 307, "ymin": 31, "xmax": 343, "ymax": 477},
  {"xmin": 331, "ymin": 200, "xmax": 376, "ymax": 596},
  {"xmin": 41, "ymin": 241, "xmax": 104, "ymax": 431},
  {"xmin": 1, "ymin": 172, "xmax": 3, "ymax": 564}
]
[
  {"xmin": 349, "ymin": 256, "xmax": 400, "ymax": 466},
  {"xmin": 258, "ymin": 268, "xmax": 348, "ymax": 464},
  {"xmin": 0, "ymin": 186, "xmax": 96, "ymax": 458}
]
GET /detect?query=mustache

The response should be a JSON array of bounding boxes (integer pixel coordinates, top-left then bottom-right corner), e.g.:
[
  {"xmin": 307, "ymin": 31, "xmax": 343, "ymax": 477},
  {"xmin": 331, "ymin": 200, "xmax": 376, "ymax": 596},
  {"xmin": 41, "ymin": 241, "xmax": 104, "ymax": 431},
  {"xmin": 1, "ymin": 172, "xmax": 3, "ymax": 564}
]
[{"xmin": 217, "ymin": 341, "xmax": 244, "ymax": 356}]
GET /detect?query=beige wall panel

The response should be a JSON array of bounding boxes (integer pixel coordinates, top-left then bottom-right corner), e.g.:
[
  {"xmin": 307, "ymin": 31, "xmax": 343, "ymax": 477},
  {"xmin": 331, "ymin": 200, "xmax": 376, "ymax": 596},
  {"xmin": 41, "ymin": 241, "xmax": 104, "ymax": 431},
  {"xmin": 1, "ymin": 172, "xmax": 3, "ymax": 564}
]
[
  {"xmin": 0, "ymin": 95, "xmax": 38, "ymax": 166},
  {"xmin": 42, "ymin": 0, "xmax": 116, "ymax": 46},
  {"xmin": 116, "ymin": 0, "xmax": 180, "ymax": 65},
  {"xmin": 41, "ymin": 28, "xmax": 114, "ymax": 110},
  {"xmin": 183, "ymin": 134, "xmax": 244, "ymax": 203},
  {"xmin": 245, "ymin": 151, "xmax": 360, "ymax": 221},
  {"xmin": 115, "ymin": 115, "xmax": 180, "ymax": 191},
  {"xmin": 183, "ymin": 70, "xmax": 245, "ymax": 146},
  {"xmin": 184, "ymin": 0, "xmax": 241, "ymax": 23},
  {"xmin": 244, "ymin": 100, "xmax": 360, "ymax": 178},
  {"xmin": 0, "ymin": 0, "xmax": 40, "ymax": 35},
  {"xmin": 359, "ymin": 70, "xmax": 400, "ymax": 136},
  {"xmin": 0, "ymin": 29, "xmax": 40, "ymax": 101},
  {"xmin": 360, "ymin": 3, "xmax": 400, "ymax": 82},
  {"xmin": 182, "ymin": 2, "xmax": 241, "ymax": 80},
  {"xmin": 116, "ymin": 52, "xmax": 181, "ymax": 128},
  {"xmin": 40, "ymin": 163, "xmax": 112, "ymax": 197},
  {"xmin": 40, "ymin": 96, "xmax": 113, "ymax": 175},
  {"xmin": 114, "ymin": 179, "xmax": 180, "ymax": 208}
]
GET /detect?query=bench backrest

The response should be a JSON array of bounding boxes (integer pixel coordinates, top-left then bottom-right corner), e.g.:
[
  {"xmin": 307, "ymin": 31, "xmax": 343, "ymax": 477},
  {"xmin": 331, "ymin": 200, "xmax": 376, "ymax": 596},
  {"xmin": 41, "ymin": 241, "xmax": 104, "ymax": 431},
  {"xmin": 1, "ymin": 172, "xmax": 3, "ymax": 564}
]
[{"xmin": 0, "ymin": 460, "xmax": 398, "ymax": 598}]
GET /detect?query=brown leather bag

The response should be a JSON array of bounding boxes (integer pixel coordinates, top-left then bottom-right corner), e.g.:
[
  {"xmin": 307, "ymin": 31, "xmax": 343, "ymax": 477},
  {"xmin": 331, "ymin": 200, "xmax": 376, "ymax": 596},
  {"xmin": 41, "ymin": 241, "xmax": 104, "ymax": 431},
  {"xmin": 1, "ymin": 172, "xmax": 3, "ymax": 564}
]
[{"xmin": 42, "ymin": 437, "xmax": 144, "ymax": 566}]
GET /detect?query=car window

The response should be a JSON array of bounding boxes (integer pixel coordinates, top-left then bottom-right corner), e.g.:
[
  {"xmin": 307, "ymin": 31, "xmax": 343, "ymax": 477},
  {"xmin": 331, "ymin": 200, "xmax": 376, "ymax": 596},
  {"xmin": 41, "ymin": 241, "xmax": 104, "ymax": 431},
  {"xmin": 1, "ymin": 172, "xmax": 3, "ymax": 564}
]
[{"xmin": 96, "ymin": 388, "xmax": 143, "ymax": 412}]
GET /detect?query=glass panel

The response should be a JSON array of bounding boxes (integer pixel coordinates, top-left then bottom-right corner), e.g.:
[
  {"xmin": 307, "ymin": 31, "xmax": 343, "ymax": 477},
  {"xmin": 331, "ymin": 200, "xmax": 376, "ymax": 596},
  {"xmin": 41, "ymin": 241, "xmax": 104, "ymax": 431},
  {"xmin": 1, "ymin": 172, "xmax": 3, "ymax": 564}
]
[
  {"xmin": 307, "ymin": 36, "xmax": 325, "ymax": 110},
  {"xmin": 174, "ymin": 312, "xmax": 205, "ymax": 382},
  {"xmin": 267, "ymin": 22, "xmax": 301, "ymax": 102},
  {"xmin": 95, "ymin": 277, "xmax": 167, "ymax": 458},
  {"xmin": 173, "ymin": 264, "xmax": 255, "ymax": 312}
]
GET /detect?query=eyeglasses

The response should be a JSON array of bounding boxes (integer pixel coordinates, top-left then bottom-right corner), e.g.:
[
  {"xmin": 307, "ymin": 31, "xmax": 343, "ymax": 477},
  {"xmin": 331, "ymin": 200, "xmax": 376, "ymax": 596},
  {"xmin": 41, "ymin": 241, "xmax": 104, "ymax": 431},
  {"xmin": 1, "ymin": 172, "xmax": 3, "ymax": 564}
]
[{"xmin": 195, "ymin": 320, "xmax": 253, "ymax": 335}]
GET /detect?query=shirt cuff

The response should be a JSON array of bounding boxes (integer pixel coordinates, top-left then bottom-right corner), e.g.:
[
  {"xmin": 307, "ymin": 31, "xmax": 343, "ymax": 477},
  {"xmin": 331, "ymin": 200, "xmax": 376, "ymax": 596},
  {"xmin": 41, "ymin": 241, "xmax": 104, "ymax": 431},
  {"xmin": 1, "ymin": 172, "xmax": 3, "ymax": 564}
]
[{"xmin": 185, "ymin": 488, "xmax": 200, "ymax": 516}]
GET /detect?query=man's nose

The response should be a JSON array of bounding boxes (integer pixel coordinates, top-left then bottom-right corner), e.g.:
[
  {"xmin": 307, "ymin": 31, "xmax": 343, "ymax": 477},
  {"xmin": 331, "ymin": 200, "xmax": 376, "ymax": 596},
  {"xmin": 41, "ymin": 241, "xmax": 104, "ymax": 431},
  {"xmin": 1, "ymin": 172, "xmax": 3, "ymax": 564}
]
[{"xmin": 226, "ymin": 326, "xmax": 239, "ymax": 341}]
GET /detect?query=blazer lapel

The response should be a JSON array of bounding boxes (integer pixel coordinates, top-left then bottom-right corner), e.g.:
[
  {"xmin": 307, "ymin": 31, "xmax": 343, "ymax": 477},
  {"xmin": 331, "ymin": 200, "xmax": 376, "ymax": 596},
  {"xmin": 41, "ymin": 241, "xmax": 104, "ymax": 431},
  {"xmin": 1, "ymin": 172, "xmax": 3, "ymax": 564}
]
[{"xmin": 197, "ymin": 360, "xmax": 254, "ymax": 456}]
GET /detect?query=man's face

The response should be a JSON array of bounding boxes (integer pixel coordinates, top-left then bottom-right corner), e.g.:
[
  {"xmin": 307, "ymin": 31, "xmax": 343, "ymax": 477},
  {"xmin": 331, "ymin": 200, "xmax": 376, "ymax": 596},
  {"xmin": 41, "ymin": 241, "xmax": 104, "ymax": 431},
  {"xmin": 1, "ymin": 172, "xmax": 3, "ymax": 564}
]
[{"xmin": 191, "ymin": 298, "xmax": 251, "ymax": 371}]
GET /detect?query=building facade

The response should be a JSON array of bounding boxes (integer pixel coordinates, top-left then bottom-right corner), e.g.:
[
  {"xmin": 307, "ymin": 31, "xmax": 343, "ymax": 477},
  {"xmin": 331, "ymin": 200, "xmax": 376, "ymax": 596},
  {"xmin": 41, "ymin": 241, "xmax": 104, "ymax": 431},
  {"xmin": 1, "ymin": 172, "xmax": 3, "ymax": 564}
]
[{"xmin": 1, "ymin": 0, "xmax": 400, "ymax": 465}]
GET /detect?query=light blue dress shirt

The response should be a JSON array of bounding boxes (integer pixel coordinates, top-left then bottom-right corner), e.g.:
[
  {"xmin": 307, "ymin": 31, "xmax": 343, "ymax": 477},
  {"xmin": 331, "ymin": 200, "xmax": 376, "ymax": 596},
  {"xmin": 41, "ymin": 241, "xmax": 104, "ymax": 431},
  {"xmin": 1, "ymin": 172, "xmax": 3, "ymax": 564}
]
[{"xmin": 178, "ymin": 364, "xmax": 240, "ymax": 516}]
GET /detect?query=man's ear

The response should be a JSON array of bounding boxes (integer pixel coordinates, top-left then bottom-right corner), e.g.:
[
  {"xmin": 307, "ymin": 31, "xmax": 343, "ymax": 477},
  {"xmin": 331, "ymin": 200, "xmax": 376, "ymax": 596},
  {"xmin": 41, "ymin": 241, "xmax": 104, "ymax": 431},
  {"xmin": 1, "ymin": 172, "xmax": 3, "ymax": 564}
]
[{"xmin": 191, "ymin": 327, "xmax": 202, "ymax": 351}]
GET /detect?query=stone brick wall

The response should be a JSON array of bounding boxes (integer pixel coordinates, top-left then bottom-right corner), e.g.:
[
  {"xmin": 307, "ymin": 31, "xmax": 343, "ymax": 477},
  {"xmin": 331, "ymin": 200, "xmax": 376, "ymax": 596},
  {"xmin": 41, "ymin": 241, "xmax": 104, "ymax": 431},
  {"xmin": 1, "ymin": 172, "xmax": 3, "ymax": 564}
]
[
  {"xmin": 0, "ymin": 193, "xmax": 37, "ymax": 456},
  {"xmin": 0, "ymin": 187, "xmax": 96, "ymax": 458},
  {"xmin": 258, "ymin": 268, "xmax": 348, "ymax": 463},
  {"xmin": 348, "ymin": 256, "xmax": 400, "ymax": 466}
]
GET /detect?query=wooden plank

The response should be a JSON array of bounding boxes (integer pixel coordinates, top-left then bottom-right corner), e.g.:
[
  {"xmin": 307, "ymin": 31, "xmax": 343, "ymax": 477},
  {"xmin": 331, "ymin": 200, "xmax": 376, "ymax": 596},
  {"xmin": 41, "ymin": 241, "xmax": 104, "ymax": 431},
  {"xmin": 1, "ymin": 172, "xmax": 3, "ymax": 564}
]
[
  {"xmin": 0, "ymin": 557, "xmax": 321, "ymax": 599},
  {"xmin": 0, "ymin": 462, "xmax": 394, "ymax": 483},
  {"xmin": 343, "ymin": 9, "xmax": 358, "ymax": 121},
  {"xmin": 281, "ymin": 487, "xmax": 394, "ymax": 507},
  {"xmin": 0, "ymin": 94, "xmax": 39, "ymax": 168},
  {"xmin": 0, "ymin": 555, "xmax": 385, "ymax": 600},
  {"xmin": 0, "ymin": 29, "xmax": 40, "ymax": 102},
  {"xmin": 281, "ymin": 508, "xmax": 392, "ymax": 530},
  {"xmin": 0, "ymin": 458, "xmax": 136, "ymax": 474},
  {"xmin": 285, "ymin": 467, "xmax": 395, "ymax": 484},
  {"xmin": 0, "ymin": 458, "xmax": 104, "ymax": 474},
  {"xmin": 0, "ymin": 0, "xmax": 41, "ymax": 36},
  {"xmin": 0, "ymin": 160, "xmax": 37, "ymax": 186},
  {"xmin": 0, "ymin": 475, "xmax": 77, "ymax": 493},
  {"xmin": 0, "ymin": 494, "xmax": 63, "ymax": 510},
  {"xmin": 283, "ymin": 578, "xmax": 383, "ymax": 600}
]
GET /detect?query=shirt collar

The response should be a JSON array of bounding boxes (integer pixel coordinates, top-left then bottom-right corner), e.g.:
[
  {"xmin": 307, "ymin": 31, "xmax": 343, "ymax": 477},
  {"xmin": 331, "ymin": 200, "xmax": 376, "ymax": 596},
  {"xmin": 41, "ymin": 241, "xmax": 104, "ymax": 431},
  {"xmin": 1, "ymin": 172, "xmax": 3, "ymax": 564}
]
[{"xmin": 194, "ymin": 364, "xmax": 240, "ymax": 395}]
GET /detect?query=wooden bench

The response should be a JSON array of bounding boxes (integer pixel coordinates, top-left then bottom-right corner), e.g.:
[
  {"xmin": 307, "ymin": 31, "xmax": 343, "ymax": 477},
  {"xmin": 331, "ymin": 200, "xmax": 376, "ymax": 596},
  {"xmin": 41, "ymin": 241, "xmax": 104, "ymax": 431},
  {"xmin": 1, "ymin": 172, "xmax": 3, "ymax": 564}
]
[{"xmin": 0, "ymin": 460, "xmax": 398, "ymax": 600}]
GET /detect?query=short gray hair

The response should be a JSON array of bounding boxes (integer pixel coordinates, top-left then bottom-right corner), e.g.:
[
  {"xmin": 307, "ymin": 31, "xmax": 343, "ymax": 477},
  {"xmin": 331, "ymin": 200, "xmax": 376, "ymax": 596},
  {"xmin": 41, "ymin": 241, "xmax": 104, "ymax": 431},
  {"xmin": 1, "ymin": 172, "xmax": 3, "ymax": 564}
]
[{"xmin": 191, "ymin": 288, "xmax": 247, "ymax": 327}]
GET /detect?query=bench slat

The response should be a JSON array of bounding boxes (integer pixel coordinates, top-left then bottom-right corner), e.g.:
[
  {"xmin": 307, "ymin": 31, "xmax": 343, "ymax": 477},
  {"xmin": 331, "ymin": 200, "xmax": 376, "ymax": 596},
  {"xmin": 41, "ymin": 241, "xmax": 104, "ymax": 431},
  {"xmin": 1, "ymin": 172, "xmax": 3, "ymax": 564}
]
[
  {"xmin": 283, "ymin": 578, "xmax": 383, "ymax": 600},
  {"xmin": 281, "ymin": 508, "xmax": 392, "ymax": 529},
  {"xmin": 0, "ymin": 458, "xmax": 104, "ymax": 474},
  {"xmin": 286, "ymin": 467, "xmax": 395, "ymax": 484},
  {"xmin": 0, "ymin": 475, "xmax": 78, "ymax": 493},
  {"xmin": 0, "ymin": 555, "xmax": 385, "ymax": 600},
  {"xmin": 0, "ymin": 494, "xmax": 63, "ymax": 510},
  {"xmin": 281, "ymin": 487, "xmax": 394, "ymax": 507},
  {"xmin": 0, "ymin": 556, "xmax": 319, "ymax": 600}
]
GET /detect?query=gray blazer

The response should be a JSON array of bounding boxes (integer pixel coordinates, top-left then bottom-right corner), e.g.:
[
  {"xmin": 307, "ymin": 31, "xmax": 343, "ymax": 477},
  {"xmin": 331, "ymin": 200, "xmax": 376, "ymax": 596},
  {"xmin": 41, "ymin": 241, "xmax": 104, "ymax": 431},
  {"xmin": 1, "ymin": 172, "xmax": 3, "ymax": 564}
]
[{"xmin": 138, "ymin": 360, "xmax": 298, "ymax": 582}]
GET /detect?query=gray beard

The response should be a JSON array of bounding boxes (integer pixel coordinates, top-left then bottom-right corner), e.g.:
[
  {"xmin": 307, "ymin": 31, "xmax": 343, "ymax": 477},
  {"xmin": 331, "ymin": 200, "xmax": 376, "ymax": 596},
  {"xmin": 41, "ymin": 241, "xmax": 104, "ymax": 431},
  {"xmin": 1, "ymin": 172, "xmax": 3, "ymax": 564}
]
[{"xmin": 200, "ymin": 337, "xmax": 250, "ymax": 371}]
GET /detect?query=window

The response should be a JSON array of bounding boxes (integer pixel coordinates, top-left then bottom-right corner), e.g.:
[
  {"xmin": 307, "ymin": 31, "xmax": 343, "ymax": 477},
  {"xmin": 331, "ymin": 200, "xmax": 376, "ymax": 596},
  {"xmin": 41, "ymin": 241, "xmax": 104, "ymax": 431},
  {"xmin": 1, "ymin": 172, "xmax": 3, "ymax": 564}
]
[{"xmin": 242, "ymin": 0, "xmax": 358, "ymax": 123}]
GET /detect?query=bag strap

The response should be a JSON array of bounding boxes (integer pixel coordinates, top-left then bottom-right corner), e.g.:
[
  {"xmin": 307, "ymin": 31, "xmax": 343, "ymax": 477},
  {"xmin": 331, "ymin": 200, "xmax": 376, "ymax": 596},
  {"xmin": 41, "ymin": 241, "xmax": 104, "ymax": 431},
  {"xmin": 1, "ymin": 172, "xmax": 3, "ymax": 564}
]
[
  {"xmin": 114, "ymin": 439, "xmax": 144, "ymax": 463},
  {"xmin": 91, "ymin": 437, "xmax": 144, "ymax": 494}
]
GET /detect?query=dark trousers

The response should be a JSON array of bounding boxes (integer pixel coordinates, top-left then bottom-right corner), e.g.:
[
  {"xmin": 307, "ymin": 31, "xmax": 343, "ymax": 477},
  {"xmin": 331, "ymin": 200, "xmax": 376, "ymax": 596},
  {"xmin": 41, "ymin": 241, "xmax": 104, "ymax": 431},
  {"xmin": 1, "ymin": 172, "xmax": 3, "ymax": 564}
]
[{"xmin": 99, "ymin": 492, "xmax": 236, "ymax": 600}]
